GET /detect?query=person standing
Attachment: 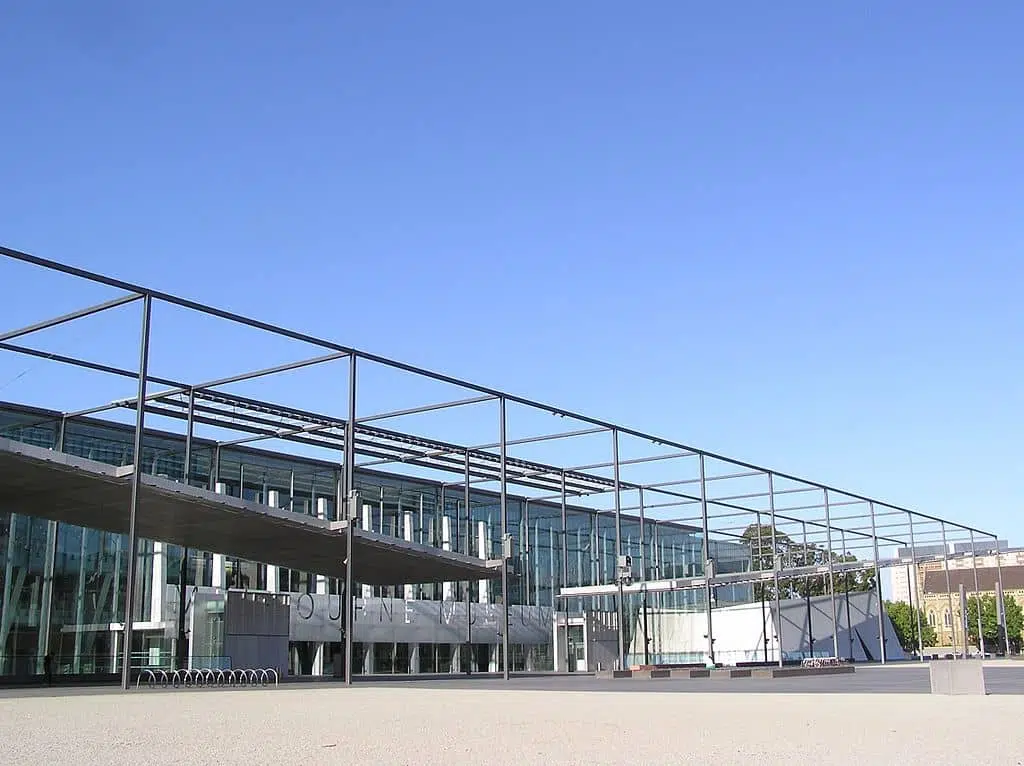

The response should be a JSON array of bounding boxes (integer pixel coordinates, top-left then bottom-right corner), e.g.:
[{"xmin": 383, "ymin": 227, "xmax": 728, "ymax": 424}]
[{"xmin": 43, "ymin": 654, "xmax": 53, "ymax": 687}]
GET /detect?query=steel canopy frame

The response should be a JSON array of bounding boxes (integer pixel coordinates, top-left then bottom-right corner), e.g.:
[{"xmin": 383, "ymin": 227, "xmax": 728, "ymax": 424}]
[{"xmin": 0, "ymin": 244, "xmax": 1005, "ymax": 676}]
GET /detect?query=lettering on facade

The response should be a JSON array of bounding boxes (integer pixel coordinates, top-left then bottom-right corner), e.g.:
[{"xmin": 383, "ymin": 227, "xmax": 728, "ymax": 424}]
[
  {"xmin": 292, "ymin": 594, "xmax": 343, "ymax": 622},
  {"xmin": 404, "ymin": 600, "xmax": 414, "ymax": 624},
  {"xmin": 439, "ymin": 600, "xmax": 455, "ymax": 625},
  {"xmin": 297, "ymin": 593, "xmax": 314, "ymax": 620}
]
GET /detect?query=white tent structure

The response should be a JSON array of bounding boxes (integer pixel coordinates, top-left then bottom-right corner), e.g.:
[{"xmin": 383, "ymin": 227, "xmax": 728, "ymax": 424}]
[{"xmin": 627, "ymin": 591, "xmax": 906, "ymax": 666}]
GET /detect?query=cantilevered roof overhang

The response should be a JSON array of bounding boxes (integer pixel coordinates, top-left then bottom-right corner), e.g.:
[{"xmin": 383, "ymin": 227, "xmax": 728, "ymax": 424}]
[{"xmin": 0, "ymin": 438, "xmax": 501, "ymax": 585}]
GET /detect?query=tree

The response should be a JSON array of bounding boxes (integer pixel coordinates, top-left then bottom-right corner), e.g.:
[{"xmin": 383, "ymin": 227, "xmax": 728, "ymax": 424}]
[
  {"xmin": 741, "ymin": 523, "xmax": 876, "ymax": 602},
  {"xmin": 966, "ymin": 594, "xmax": 1024, "ymax": 654},
  {"xmin": 885, "ymin": 600, "xmax": 936, "ymax": 653}
]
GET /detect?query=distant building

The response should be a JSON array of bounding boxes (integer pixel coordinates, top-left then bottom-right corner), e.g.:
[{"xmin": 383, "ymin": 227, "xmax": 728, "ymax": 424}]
[
  {"xmin": 910, "ymin": 547, "xmax": 1024, "ymax": 651},
  {"xmin": 888, "ymin": 544, "xmax": 949, "ymax": 605}
]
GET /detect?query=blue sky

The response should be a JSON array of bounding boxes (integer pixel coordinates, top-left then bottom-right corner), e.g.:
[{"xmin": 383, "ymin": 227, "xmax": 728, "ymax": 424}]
[{"xmin": 0, "ymin": 3, "xmax": 1021, "ymax": 545}]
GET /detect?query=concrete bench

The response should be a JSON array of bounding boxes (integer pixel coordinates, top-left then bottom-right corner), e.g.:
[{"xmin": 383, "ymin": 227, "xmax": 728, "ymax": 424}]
[{"xmin": 751, "ymin": 665, "xmax": 855, "ymax": 679}]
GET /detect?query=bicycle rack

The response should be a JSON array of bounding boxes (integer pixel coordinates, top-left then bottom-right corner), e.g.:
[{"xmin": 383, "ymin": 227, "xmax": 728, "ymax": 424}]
[{"xmin": 137, "ymin": 667, "xmax": 280, "ymax": 690}]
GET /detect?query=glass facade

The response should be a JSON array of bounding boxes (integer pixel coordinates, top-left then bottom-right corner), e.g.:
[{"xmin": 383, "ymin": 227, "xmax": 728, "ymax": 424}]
[{"xmin": 0, "ymin": 402, "xmax": 752, "ymax": 678}]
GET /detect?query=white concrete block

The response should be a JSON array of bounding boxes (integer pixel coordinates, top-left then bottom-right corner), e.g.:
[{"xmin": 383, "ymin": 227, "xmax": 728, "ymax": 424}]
[{"xmin": 930, "ymin": 660, "xmax": 986, "ymax": 695}]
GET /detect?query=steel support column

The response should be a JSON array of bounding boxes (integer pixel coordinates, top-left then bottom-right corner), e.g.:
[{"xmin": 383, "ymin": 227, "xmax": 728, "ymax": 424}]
[
  {"xmin": 768, "ymin": 473, "xmax": 783, "ymax": 667},
  {"xmin": 120, "ymin": 294, "xmax": 152, "ymax": 690},
  {"xmin": 176, "ymin": 388, "xmax": 195, "ymax": 671},
  {"xmin": 940, "ymin": 522, "xmax": 956, "ymax": 658},
  {"xmin": 970, "ymin": 530, "xmax": 984, "ymax": 655},
  {"xmin": 803, "ymin": 521, "xmax": 813, "ymax": 657},
  {"xmin": 37, "ymin": 415, "xmax": 66, "ymax": 668},
  {"xmin": 757, "ymin": 512, "xmax": 768, "ymax": 663},
  {"xmin": 907, "ymin": 513, "xmax": 925, "ymax": 662},
  {"xmin": 560, "ymin": 471, "xmax": 568, "ymax": 589},
  {"xmin": 699, "ymin": 454, "xmax": 714, "ymax": 665},
  {"xmin": 869, "ymin": 502, "xmax": 886, "ymax": 664},
  {"xmin": 464, "ymin": 450, "xmax": 472, "ymax": 673},
  {"xmin": 343, "ymin": 354, "xmax": 357, "ymax": 685},
  {"xmin": 994, "ymin": 535, "xmax": 1008, "ymax": 654},
  {"xmin": 612, "ymin": 429, "xmax": 625, "ymax": 670},
  {"xmin": 841, "ymin": 529, "xmax": 853, "ymax": 661},
  {"xmin": 498, "ymin": 397, "xmax": 510, "ymax": 680},
  {"xmin": 823, "ymin": 490, "xmax": 840, "ymax": 660},
  {"xmin": 641, "ymin": 583, "xmax": 650, "ymax": 666},
  {"xmin": 638, "ymin": 486, "xmax": 646, "ymax": 583}
]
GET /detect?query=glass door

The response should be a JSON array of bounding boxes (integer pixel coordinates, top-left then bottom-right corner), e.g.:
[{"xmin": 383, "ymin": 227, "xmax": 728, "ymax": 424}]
[{"xmin": 567, "ymin": 625, "xmax": 585, "ymax": 672}]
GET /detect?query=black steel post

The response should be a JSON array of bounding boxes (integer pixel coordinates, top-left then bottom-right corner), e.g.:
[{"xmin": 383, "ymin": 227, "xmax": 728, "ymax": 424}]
[
  {"xmin": 560, "ymin": 470, "xmax": 568, "ymax": 588},
  {"xmin": 768, "ymin": 473, "xmax": 783, "ymax": 667},
  {"xmin": 959, "ymin": 583, "xmax": 969, "ymax": 660},
  {"xmin": 499, "ymin": 397, "xmax": 510, "ymax": 680},
  {"xmin": 638, "ymin": 486, "xmax": 646, "ymax": 582},
  {"xmin": 842, "ymin": 529, "xmax": 853, "ymax": 661},
  {"xmin": 970, "ymin": 530, "xmax": 984, "ymax": 656},
  {"xmin": 38, "ymin": 417, "xmax": 67, "ymax": 667},
  {"xmin": 176, "ymin": 387, "xmax": 195, "ymax": 671},
  {"xmin": 907, "ymin": 513, "xmax": 924, "ymax": 661},
  {"xmin": 868, "ymin": 501, "xmax": 886, "ymax": 664},
  {"xmin": 757, "ymin": 512, "xmax": 768, "ymax": 663},
  {"xmin": 994, "ymin": 535, "xmax": 1008, "ymax": 654},
  {"xmin": 641, "ymin": 583, "xmax": 650, "ymax": 666},
  {"xmin": 344, "ymin": 355, "xmax": 357, "ymax": 685},
  {"xmin": 823, "ymin": 490, "xmax": 840, "ymax": 659},
  {"xmin": 612, "ymin": 429, "xmax": 625, "ymax": 671},
  {"xmin": 120, "ymin": 294, "xmax": 152, "ymax": 690},
  {"xmin": 464, "ymin": 449, "xmax": 472, "ymax": 674},
  {"xmin": 940, "ymin": 522, "xmax": 956, "ymax": 658},
  {"xmin": 699, "ymin": 454, "xmax": 714, "ymax": 665},
  {"xmin": 803, "ymin": 521, "xmax": 813, "ymax": 658}
]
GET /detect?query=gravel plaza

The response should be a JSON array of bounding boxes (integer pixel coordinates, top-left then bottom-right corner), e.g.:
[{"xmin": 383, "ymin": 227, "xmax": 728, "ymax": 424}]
[{"xmin": 2, "ymin": 667, "xmax": 1023, "ymax": 766}]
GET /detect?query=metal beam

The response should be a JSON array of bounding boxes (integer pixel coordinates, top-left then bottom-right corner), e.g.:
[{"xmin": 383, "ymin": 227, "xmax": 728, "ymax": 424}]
[
  {"xmin": 216, "ymin": 421, "xmax": 343, "ymax": 448},
  {"xmin": 0, "ymin": 244, "xmax": 356, "ymax": 355},
  {"xmin": 0, "ymin": 341, "xmax": 182, "ymax": 390},
  {"xmin": 643, "ymin": 469, "xmax": 763, "ymax": 492},
  {"xmin": 568, "ymin": 450, "xmax": 696, "ymax": 473},
  {"xmin": 357, "ymin": 426, "xmax": 606, "ymax": 469},
  {"xmin": 355, "ymin": 394, "xmax": 496, "ymax": 424},
  {"xmin": 122, "ymin": 350, "xmax": 352, "ymax": 410},
  {"xmin": 0, "ymin": 292, "xmax": 143, "ymax": 344}
]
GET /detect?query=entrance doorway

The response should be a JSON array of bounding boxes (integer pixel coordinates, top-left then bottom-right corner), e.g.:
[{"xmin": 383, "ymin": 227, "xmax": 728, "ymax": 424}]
[
  {"xmin": 567, "ymin": 625, "xmax": 585, "ymax": 672},
  {"xmin": 555, "ymin": 618, "xmax": 588, "ymax": 673},
  {"xmin": 473, "ymin": 643, "xmax": 490, "ymax": 672}
]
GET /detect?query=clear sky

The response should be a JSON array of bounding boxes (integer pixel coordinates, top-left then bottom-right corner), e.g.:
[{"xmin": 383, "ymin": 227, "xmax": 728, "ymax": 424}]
[{"xmin": 0, "ymin": 3, "xmax": 1021, "ymax": 544}]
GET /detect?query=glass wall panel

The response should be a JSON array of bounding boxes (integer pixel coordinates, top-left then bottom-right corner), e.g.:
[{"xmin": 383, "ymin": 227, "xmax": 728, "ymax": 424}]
[
  {"xmin": 0, "ymin": 409, "xmax": 58, "ymax": 449},
  {"xmin": 436, "ymin": 643, "xmax": 453, "ymax": 673},
  {"xmin": 0, "ymin": 513, "xmax": 49, "ymax": 675},
  {"xmin": 373, "ymin": 641, "xmax": 394, "ymax": 673}
]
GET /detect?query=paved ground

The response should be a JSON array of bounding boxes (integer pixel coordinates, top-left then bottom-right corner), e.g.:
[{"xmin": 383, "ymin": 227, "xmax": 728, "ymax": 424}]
[
  {"xmin": 3, "ymin": 663, "xmax": 1024, "ymax": 698},
  {"xmin": 2, "ymin": 667, "xmax": 1024, "ymax": 765},
  {"xmin": 362, "ymin": 664, "xmax": 1024, "ymax": 695}
]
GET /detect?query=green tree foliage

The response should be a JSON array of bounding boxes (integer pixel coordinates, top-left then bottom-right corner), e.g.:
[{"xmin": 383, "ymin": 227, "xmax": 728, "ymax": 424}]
[
  {"xmin": 741, "ymin": 523, "xmax": 876, "ymax": 601},
  {"xmin": 884, "ymin": 600, "xmax": 936, "ymax": 652},
  {"xmin": 966, "ymin": 594, "xmax": 1024, "ymax": 653}
]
